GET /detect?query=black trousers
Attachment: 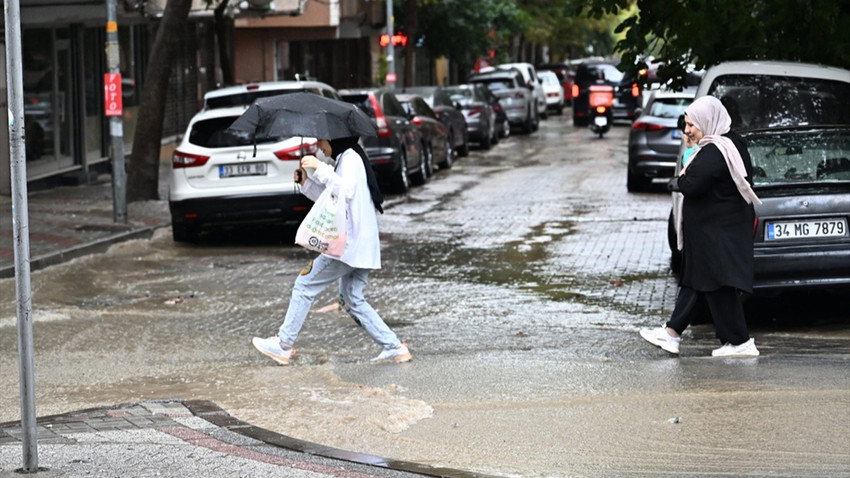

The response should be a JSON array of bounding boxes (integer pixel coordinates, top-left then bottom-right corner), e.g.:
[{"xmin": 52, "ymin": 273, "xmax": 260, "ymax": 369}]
[{"xmin": 666, "ymin": 286, "xmax": 750, "ymax": 345}]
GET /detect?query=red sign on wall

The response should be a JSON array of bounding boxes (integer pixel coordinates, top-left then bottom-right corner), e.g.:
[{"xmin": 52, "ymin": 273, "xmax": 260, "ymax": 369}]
[{"xmin": 104, "ymin": 73, "xmax": 123, "ymax": 116}]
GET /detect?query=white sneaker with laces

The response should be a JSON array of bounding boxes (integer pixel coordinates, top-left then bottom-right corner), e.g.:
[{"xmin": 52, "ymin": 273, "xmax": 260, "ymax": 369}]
[
  {"xmin": 640, "ymin": 326, "xmax": 681, "ymax": 354},
  {"xmin": 712, "ymin": 338, "xmax": 759, "ymax": 357},
  {"xmin": 371, "ymin": 343, "xmax": 412, "ymax": 363},
  {"xmin": 252, "ymin": 336, "xmax": 294, "ymax": 365}
]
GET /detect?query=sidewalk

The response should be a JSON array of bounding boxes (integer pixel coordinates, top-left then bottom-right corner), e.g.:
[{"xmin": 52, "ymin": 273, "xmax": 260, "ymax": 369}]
[
  {"xmin": 0, "ymin": 173, "xmax": 170, "ymax": 279},
  {"xmin": 0, "ymin": 400, "xmax": 475, "ymax": 478},
  {"xmin": 0, "ymin": 177, "xmax": 480, "ymax": 477}
]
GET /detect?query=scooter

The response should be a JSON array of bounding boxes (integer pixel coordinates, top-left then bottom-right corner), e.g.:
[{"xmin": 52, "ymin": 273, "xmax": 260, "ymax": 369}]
[{"xmin": 588, "ymin": 84, "xmax": 615, "ymax": 138}]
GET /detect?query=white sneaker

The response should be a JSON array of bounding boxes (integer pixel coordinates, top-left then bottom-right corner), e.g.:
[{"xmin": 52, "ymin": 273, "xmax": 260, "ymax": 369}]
[
  {"xmin": 371, "ymin": 343, "xmax": 412, "ymax": 363},
  {"xmin": 252, "ymin": 336, "xmax": 295, "ymax": 365},
  {"xmin": 712, "ymin": 338, "xmax": 759, "ymax": 357},
  {"xmin": 640, "ymin": 326, "xmax": 681, "ymax": 354}
]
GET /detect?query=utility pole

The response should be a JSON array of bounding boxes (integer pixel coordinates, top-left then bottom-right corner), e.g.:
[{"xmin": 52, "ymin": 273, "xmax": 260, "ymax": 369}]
[
  {"xmin": 4, "ymin": 0, "xmax": 39, "ymax": 471},
  {"xmin": 105, "ymin": 0, "xmax": 127, "ymax": 223},
  {"xmin": 385, "ymin": 0, "xmax": 395, "ymax": 89}
]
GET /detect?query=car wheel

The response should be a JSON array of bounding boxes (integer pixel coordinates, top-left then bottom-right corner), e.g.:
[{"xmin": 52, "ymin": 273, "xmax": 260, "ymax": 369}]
[
  {"xmin": 457, "ymin": 131, "xmax": 470, "ymax": 157},
  {"xmin": 172, "ymin": 222, "xmax": 198, "ymax": 243},
  {"xmin": 391, "ymin": 150, "xmax": 410, "ymax": 194},
  {"xmin": 531, "ymin": 105, "xmax": 540, "ymax": 132},
  {"xmin": 440, "ymin": 135, "xmax": 454, "ymax": 169},
  {"xmin": 667, "ymin": 210, "xmax": 682, "ymax": 274},
  {"xmin": 412, "ymin": 143, "xmax": 429, "ymax": 186},
  {"xmin": 479, "ymin": 123, "xmax": 492, "ymax": 149},
  {"xmin": 627, "ymin": 168, "xmax": 652, "ymax": 192},
  {"xmin": 491, "ymin": 123, "xmax": 500, "ymax": 145},
  {"xmin": 501, "ymin": 118, "xmax": 511, "ymax": 138}
]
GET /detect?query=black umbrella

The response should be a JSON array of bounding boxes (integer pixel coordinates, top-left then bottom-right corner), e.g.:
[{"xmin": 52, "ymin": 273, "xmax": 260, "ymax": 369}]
[{"xmin": 225, "ymin": 91, "xmax": 377, "ymax": 143}]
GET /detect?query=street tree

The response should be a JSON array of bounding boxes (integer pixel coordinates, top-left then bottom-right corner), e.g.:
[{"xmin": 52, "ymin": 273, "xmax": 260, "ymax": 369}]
[
  {"xmin": 581, "ymin": 0, "xmax": 850, "ymax": 89},
  {"xmin": 127, "ymin": 0, "xmax": 193, "ymax": 202}
]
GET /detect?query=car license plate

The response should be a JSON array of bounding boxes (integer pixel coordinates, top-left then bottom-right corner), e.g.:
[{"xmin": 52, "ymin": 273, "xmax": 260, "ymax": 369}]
[
  {"xmin": 594, "ymin": 116, "xmax": 608, "ymax": 127},
  {"xmin": 219, "ymin": 163, "xmax": 267, "ymax": 178},
  {"xmin": 671, "ymin": 129, "xmax": 682, "ymax": 139},
  {"xmin": 765, "ymin": 218, "xmax": 848, "ymax": 240}
]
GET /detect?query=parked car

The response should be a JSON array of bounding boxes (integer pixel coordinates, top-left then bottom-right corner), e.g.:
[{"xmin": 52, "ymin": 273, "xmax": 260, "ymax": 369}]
[
  {"xmin": 401, "ymin": 85, "xmax": 470, "ymax": 159},
  {"xmin": 443, "ymin": 84, "xmax": 497, "ymax": 149},
  {"xmin": 497, "ymin": 62, "xmax": 547, "ymax": 120},
  {"xmin": 667, "ymin": 60, "xmax": 850, "ymax": 295},
  {"xmin": 339, "ymin": 88, "xmax": 427, "ymax": 193},
  {"xmin": 396, "ymin": 93, "xmax": 451, "ymax": 176},
  {"xmin": 537, "ymin": 62, "xmax": 575, "ymax": 105},
  {"xmin": 627, "ymin": 87, "xmax": 696, "ymax": 192},
  {"xmin": 572, "ymin": 60, "xmax": 642, "ymax": 126},
  {"xmin": 538, "ymin": 70, "xmax": 565, "ymax": 115},
  {"xmin": 202, "ymin": 80, "xmax": 340, "ymax": 109},
  {"xmin": 469, "ymin": 68, "xmax": 537, "ymax": 134},
  {"xmin": 168, "ymin": 106, "xmax": 319, "ymax": 243}
]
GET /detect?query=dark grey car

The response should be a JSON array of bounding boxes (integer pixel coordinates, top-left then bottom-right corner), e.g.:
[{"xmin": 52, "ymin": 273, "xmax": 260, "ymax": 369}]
[{"xmin": 627, "ymin": 88, "xmax": 695, "ymax": 191}]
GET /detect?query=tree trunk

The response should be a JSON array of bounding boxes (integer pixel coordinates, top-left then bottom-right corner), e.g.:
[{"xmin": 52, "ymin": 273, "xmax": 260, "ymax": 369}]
[
  {"xmin": 214, "ymin": 0, "xmax": 234, "ymax": 86},
  {"xmin": 402, "ymin": 0, "xmax": 417, "ymax": 87},
  {"xmin": 127, "ymin": 0, "xmax": 193, "ymax": 202}
]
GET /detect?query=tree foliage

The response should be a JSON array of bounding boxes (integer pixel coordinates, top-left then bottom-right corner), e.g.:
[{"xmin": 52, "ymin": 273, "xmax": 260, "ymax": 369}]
[{"xmin": 581, "ymin": 0, "xmax": 850, "ymax": 89}]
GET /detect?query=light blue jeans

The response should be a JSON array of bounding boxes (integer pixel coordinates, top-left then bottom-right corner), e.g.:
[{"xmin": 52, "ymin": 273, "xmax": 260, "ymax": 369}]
[{"xmin": 278, "ymin": 254, "xmax": 402, "ymax": 350}]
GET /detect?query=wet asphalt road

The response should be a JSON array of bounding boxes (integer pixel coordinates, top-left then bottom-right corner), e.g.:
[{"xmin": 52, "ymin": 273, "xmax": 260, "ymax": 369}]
[{"xmin": 1, "ymin": 113, "xmax": 849, "ymax": 477}]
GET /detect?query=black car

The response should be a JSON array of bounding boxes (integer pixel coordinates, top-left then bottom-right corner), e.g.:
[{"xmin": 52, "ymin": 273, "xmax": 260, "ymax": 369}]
[
  {"xmin": 572, "ymin": 60, "xmax": 642, "ymax": 126},
  {"xmin": 396, "ymin": 93, "xmax": 452, "ymax": 174},
  {"xmin": 339, "ymin": 88, "xmax": 427, "ymax": 193},
  {"xmin": 400, "ymin": 86, "xmax": 470, "ymax": 158}
]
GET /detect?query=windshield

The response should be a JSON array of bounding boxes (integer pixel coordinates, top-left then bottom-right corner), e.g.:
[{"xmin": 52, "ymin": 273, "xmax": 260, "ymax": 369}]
[
  {"xmin": 444, "ymin": 87, "xmax": 474, "ymax": 104},
  {"xmin": 746, "ymin": 128, "xmax": 850, "ymax": 186},
  {"xmin": 648, "ymin": 97, "xmax": 692, "ymax": 119},
  {"xmin": 708, "ymin": 75, "xmax": 850, "ymax": 131}
]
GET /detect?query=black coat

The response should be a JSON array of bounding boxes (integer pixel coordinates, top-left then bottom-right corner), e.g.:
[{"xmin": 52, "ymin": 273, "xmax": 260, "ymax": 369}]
[{"xmin": 675, "ymin": 132, "xmax": 755, "ymax": 293}]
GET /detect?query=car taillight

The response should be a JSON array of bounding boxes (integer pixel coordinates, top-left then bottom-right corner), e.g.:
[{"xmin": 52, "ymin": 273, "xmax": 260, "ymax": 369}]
[
  {"xmin": 412, "ymin": 116, "xmax": 423, "ymax": 126},
  {"xmin": 368, "ymin": 94, "xmax": 391, "ymax": 137},
  {"xmin": 172, "ymin": 151, "xmax": 210, "ymax": 168},
  {"xmin": 753, "ymin": 217, "xmax": 759, "ymax": 237},
  {"xmin": 513, "ymin": 91, "xmax": 525, "ymax": 99},
  {"xmin": 572, "ymin": 84, "xmax": 579, "ymax": 98},
  {"xmin": 631, "ymin": 83, "xmax": 640, "ymax": 97},
  {"xmin": 467, "ymin": 106, "xmax": 481, "ymax": 117},
  {"xmin": 631, "ymin": 121, "xmax": 664, "ymax": 131},
  {"xmin": 274, "ymin": 140, "xmax": 318, "ymax": 160}
]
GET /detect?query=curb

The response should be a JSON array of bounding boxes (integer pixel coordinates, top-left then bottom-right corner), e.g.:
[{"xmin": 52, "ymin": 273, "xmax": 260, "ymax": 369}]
[{"xmin": 0, "ymin": 224, "xmax": 166, "ymax": 279}]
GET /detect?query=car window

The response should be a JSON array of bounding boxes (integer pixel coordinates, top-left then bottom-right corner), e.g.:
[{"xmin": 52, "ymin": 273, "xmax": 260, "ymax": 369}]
[
  {"xmin": 746, "ymin": 129, "xmax": 850, "ymax": 186},
  {"xmin": 707, "ymin": 74, "xmax": 850, "ymax": 130},
  {"xmin": 188, "ymin": 116, "xmax": 266, "ymax": 147},
  {"xmin": 647, "ymin": 97, "xmax": 691, "ymax": 118},
  {"xmin": 476, "ymin": 79, "xmax": 513, "ymax": 90},
  {"xmin": 445, "ymin": 87, "xmax": 473, "ymax": 104},
  {"xmin": 381, "ymin": 93, "xmax": 407, "ymax": 117},
  {"xmin": 341, "ymin": 94, "xmax": 375, "ymax": 118}
]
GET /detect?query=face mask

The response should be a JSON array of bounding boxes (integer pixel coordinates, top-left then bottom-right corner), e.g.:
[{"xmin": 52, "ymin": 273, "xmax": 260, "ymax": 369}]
[{"xmin": 315, "ymin": 148, "xmax": 335, "ymax": 166}]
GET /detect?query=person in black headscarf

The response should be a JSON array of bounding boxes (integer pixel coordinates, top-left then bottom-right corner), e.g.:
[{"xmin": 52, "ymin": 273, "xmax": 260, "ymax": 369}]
[{"xmin": 251, "ymin": 136, "xmax": 411, "ymax": 365}]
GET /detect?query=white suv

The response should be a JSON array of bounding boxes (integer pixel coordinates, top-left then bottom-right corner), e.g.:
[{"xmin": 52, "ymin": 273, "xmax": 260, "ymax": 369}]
[
  {"xmin": 168, "ymin": 81, "xmax": 339, "ymax": 242},
  {"xmin": 497, "ymin": 62, "xmax": 547, "ymax": 120}
]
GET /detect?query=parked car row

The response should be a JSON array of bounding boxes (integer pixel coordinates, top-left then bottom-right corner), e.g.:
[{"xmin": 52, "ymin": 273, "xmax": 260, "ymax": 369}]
[{"xmin": 169, "ymin": 72, "xmax": 556, "ymax": 243}]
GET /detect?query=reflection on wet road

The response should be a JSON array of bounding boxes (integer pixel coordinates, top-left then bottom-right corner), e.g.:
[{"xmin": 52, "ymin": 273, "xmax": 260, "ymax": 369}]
[{"xmin": 1, "ymin": 115, "xmax": 848, "ymax": 477}]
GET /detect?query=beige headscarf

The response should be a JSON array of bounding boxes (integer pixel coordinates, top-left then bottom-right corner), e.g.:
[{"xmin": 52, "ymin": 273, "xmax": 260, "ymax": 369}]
[{"xmin": 676, "ymin": 95, "xmax": 761, "ymax": 250}]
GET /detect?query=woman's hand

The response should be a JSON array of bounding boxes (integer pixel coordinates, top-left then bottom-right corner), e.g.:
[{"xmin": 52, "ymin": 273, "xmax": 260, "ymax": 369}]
[{"xmin": 301, "ymin": 155, "xmax": 322, "ymax": 171}]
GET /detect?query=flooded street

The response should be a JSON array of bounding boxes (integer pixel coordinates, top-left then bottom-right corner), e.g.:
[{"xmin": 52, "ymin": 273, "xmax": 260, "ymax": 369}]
[{"xmin": 1, "ymin": 115, "xmax": 849, "ymax": 477}]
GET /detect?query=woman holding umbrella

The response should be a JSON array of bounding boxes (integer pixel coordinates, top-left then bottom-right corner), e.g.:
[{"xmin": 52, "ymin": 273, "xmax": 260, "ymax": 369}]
[
  {"xmin": 235, "ymin": 93, "xmax": 410, "ymax": 364},
  {"xmin": 244, "ymin": 97, "xmax": 410, "ymax": 364}
]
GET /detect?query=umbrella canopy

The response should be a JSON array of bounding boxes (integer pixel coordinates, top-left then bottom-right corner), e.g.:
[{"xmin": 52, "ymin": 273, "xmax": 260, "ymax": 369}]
[{"xmin": 226, "ymin": 91, "xmax": 377, "ymax": 142}]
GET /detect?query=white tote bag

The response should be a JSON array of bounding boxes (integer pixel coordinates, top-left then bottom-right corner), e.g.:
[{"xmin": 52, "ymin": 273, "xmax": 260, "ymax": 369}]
[{"xmin": 295, "ymin": 186, "xmax": 347, "ymax": 258}]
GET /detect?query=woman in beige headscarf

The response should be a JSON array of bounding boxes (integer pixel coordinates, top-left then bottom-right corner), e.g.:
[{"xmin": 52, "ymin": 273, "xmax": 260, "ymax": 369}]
[{"xmin": 641, "ymin": 95, "xmax": 761, "ymax": 358}]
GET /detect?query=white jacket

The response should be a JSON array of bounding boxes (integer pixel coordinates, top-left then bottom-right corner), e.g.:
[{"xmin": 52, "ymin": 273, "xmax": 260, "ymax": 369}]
[{"xmin": 300, "ymin": 148, "xmax": 381, "ymax": 269}]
